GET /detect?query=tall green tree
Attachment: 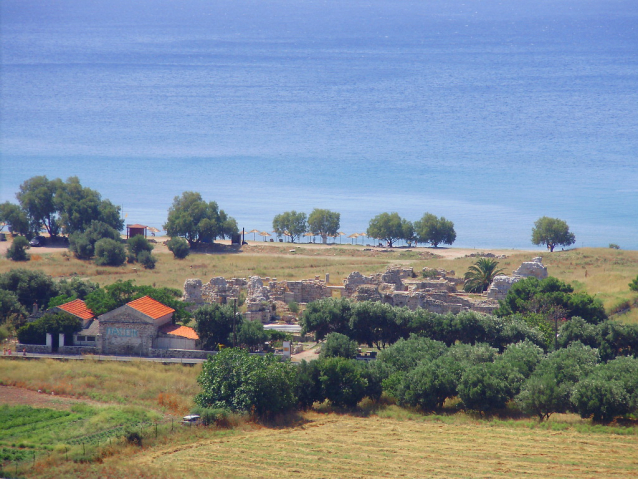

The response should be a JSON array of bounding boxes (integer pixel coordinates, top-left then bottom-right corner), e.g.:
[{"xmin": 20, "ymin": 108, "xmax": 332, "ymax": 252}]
[
  {"xmin": 463, "ymin": 258, "xmax": 505, "ymax": 293},
  {"xmin": 0, "ymin": 202, "xmax": 30, "ymax": 237},
  {"xmin": 320, "ymin": 332, "xmax": 358, "ymax": 359},
  {"xmin": 164, "ymin": 191, "xmax": 237, "ymax": 246},
  {"xmin": 0, "ymin": 269, "xmax": 59, "ymax": 311},
  {"xmin": 0, "ymin": 290, "xmax": 27, "ymax": 324},
  {"xmin": 194, "ymin": 303, "xmax": 241, "ymax": 350},
  {"xmin": 272, "ymin": 210, "xmax": 307, "ymax": 243},
  {"xmin": 85, "ymin": 280, "xmax": 190, "ymax": 323},
  {"xmin": 531, "ymin": 217, "xmax": 575, "ymax": 252},
  {"xmin": 236, "ymin": 320, "xmax": 267, "ymax": 351},
  {"xmin": 196, "ymin": 348, "xmax": 298, "ymax": 417},
  {"xmin": 496, "ymin": 276, "xmax": 607, "ymax": 324},
  {"xmin": 55, "ymin": 177, "xmax": 123, "ymax": 234},
  {"xmin": 307, "ymin": 209, "xmax": 340, "ymax": 244},
  {"xmin": 414, "ymin": 213, "xmax": 456, "ymax": 248},
  {"xmin": 366, "ymin": 212, "xmax": 404, "ymax": 247},
  {"xmin": 16, "ymin": 176, "xmax": 63, "ymax": 237},
  {"xmin": 300, "ymin": 297, "xmax": 353, "ymax": 341}
]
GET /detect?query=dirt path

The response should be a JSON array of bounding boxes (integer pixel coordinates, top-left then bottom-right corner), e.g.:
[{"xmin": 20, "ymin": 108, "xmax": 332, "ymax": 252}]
[
  {"xmin": 0, "ymin": 236, "xmax": 534, "ymax": 260},
  {"xmin": 0, "ymin": 385, "xmax": 101, "ymax": 411}
]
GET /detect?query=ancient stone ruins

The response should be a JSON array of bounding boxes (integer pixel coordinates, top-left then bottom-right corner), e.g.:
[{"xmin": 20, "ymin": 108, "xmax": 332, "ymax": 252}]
[
  {"xmin": 486, "ymin": 257, "xmax": 548, "ymax": 300},
  {"xmin": 183, "ymin": 257, "xmax": 549, "ymax": 322}
]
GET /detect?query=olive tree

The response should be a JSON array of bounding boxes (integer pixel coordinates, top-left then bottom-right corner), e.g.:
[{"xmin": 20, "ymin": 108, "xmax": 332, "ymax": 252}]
[
  {"xmin": 164, "ymin": 191, "xmax": 238, "ymax": 246},
  {"xmin": 272, "ymin": 210, "xmax": 307, "ymax": 242},
  {"xmin": 414, "ymin": 213, "xmax": 456, "ymax": 248},
  {"xmin": 366, "ymin": 212, "xmax": 404, "ymax": 247},
  {"xmin": 531, "ymin": 217, "xmax": 575, "ymax": 252},
  {"xmin": 307, "ymin": 209, "xmax": 340, "ymax": 244}
]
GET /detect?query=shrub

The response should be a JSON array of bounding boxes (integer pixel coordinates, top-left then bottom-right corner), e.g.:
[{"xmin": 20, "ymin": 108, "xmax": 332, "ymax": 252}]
[
  {"xmin": 320, "ymin": 332, "xmax": 358, "ymax": 359},
  {"xmin": 287, "ymin": 301, "xmax": 300, "ymax": 314},
  {"xmin": 94, "ymin": 238, "xmax": 126, "ymax": 266},
  {"xmin": 516, "ymin": 374, "xmax": 571, "ymax": 421},
  {"xmin": 571, "ymin": 378, "xmax": 631, "ymax": 423},
  {"xmin": 295, "ymin": 359, "xmax": 324, "ymax": 410},
  {"xmin": 16, "ymin": 321, "xmax": 46, "ymax": 345},
  {"xmin": 191, "ymin": 406, "xmax": 230, "ymax": 426},
  {"xmin": 16, "ymin": 312, "xmax": 81, "ymax": 344},
  {"xmin": 127, "ymin": 235, "xmax": 153, "ymax": 258},
  {"xmin": 68, "ymin": 232, "xmax": 93, "ymax": 259},
  {"xmin": 166, "ymin": 236, "xmax": 190, "ymax": 259},
  {"xmin": 137, "ymin": 250, "xmax": 157, "ymax": 269},
  {"xmin": 196, "ymin": 348, "xmax": 297, "ymax": 417},
  {"xmin": 319, "ymin": 357, "xmax": 367, "ymax": 408},
  {"xmin": 609, "ymin": 243, "xmax": 620, "ymax": 249},
  {"xmin": 630, "ymin": 275, "xmax": 638, "ymax": 292},
  {"xmin": 69, "ymin": 220, "xmax": 121, "ymax": 259},
  {"xmin": 571, "ymin": 357, "xmax": 638, "ymax": 422},
  {"xmin": 6, "ymin": 236, "xmax": 30, "ymax": 261},
  {"xmin": 125, "ymin": 430, "xmax": 142, "ymax": 446},
  {"xmin": 458, "ymin": 362, "xmax": 522, "ymax": 413},
  {"xmin": 498, "ymin": 340, "xmax": 544, "ymax": 379},
  {"xmin": 401, "ymin": 356, "xmax": 460, "ymax": 410}
]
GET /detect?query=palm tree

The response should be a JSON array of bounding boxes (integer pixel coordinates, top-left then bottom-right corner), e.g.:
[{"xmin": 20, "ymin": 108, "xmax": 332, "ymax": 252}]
[{"xmin": 463, "ymin": 258, "xmax": 505, "ymax": 293}]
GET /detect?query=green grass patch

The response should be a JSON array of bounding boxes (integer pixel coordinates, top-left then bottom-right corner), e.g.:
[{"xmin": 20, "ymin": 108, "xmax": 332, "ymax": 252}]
[{"xmin": 0, "ymin": 404, "xmax": 161, "ymax": 464}]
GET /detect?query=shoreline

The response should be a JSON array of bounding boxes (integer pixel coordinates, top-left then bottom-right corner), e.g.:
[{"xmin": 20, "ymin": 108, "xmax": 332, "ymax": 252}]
[{"xmin": 0, "ymin": 234, "xmax": 582, "ymax": 261}]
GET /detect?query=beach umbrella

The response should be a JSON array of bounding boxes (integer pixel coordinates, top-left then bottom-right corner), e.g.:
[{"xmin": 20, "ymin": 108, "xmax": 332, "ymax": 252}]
[
  {"xmin": 348, "ymin": 233, "xmax": 359, "ymax": 244},
  {"xmin": 304, "ymin": 232, "xmax": 315, "ymax": 243},
  {"xmin": 260, "ymin": 231, "xmax": 271, "ymax": 242},
  {"xmin": 147, "ymin": 227, "xmax": 161, "ymax": 233},
  {"xmin": 247, "ymin": 229, "xmax": 260, "ymax": 241},
  {"xmin": 358, "ymin": 232, "xmax": 367, "ymax": 245},
  {"xmin": 337, "ymin": 232, "xmax": 345, "ymax": 244}
]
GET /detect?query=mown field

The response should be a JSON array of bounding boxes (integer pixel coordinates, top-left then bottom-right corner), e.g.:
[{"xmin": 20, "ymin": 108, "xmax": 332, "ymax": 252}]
[
  {"xmin": 17, "ymin": 410, "xmax": 638, "ymax": 479},
  {"xmin": 2, "ymin": 359, "xmax": 638, "ymax": 478}
]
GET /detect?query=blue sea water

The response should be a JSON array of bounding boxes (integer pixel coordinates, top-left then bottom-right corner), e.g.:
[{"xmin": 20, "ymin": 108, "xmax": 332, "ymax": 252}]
[{"xmin": 1, "ymin": 0, "xmax": 637, "ymax": 249}]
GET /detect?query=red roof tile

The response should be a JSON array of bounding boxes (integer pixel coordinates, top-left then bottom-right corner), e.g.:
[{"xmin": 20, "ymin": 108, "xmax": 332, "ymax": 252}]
[
  {"xmin": 159, "ymin": 324, "xmax": 199, "ymax": 340},
  {"xmin": 56, "ymin": 299, "xmax": 95, "ymax": 320},
  {"xmin": 127, "ymin": 296, "xmax": 175, "ymax": 320},
  {"xmin": 127, "ymin": 224, "xmax": 148, "ymax": 229}
]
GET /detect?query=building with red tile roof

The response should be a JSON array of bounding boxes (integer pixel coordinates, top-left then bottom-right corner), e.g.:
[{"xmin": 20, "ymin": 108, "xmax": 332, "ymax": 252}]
[
  {"xmin": 127, "ymin": 296, "xmax": 175, "ymax": 320},
  {"xmin": 54, "ymin": 299, "xmax": 95, "ymax": 321},
  {"xmin": 159, "ymin": 324, "xmax": 199, "ymax": 340}
]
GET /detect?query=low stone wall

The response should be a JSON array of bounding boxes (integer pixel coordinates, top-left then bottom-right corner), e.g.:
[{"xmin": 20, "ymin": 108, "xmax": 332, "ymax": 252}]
[
  {"xmin": 17, "ymin": 343, "xmax": 51, "ymax": 354},
  {"xmin": 148, "ymin": 348, "xmax": 217, "ymax": 359},
  {"xmin": 58, "ymin": 346, "xmax": 99, "ymax": 355}
]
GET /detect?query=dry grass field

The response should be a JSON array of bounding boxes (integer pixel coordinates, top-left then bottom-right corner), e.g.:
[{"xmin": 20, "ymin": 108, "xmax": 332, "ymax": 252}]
[
  {"xmin": 0, "ymin": 358, "xmax": 201, "ymax": 415},
  {"xmin": 26, "ymin": 411, "xmax": 638, "ymax": 479},
  {"xmin": 1, "ymin": 239, "xmax": 636, "ymax": 322},
  {"xmin": 2, "ymin": 356, "xmax": 638, "ymax": 478}
]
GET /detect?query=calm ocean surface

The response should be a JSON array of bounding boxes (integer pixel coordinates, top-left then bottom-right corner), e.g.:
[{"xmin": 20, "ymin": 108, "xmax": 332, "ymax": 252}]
[{"xmin": 1, "ymin": 0, "xmax": 637, "ymax": 249}]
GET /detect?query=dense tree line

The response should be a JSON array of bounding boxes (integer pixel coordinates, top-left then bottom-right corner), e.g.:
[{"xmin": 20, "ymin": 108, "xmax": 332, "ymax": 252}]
[
  {"xmin": 366, "ymin": 212, "xmax": 456, "ymax": 247},
  {"xmin": 0, "ymin": 269, "xmax": 98, "ymax": 327},
  {"xmin": 300, "ymin": 298, "xmax": 547, "ymax": 351},
  {"xmin": 195, "ymin": 335, "xmax": 638, "ymax": 423},
  {"xmin": 0, "ymin": 176, "xmax": 123, "ymax": 238}
]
